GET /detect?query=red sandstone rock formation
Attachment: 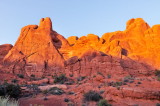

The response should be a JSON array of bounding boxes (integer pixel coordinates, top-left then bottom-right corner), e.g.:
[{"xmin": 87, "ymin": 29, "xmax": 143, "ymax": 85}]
[
  {"xmin": 64, "ymin": 18, "xmax": 160, "ymax": 69},
  {"xmin": 1, "ymin": 17, "xmax": 160, "ymax": 106},
  {"xmin": 2, "ymin": 17, "xmax": 160, "ymax": 77},
  {"xmin": 3, "ymin": 17, "xmax": 69, "ymax": 77},
  {"xmin": 0, "ymin": 44, "xmax": 13, "ymax": 61}
]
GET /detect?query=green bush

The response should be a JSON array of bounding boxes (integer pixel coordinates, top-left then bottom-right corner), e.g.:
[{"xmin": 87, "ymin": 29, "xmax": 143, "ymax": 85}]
[
  {"xmin": 49, "ymin": 87, "xmax": 64, "ymax": 95},
  {"xmin": 112, "ymin": 82, "xmax": 122, "ymax": 87},
  {"xmin": 53, "ymin": 74, "xmax": 68, "ymax": 84},
  {"xmin": 0, "ymin": 83, "xmax": 21, "ymax": 99},
  {"xmin": 157, "ymin": 76, "xmax": 160, "ymax": 81},
  {"xmin": 30, "ymin": 74, "xmax": 35, "ymax": 78},
  {"xmin": 155, "ymin": 70, "xmax": 160, "ymax": 76},
  {"xmin": 84, "ymin": 90, "xmax": 102, "ymax": 102},
  {"xmin": 17, "ymin": 74, "xmax": 24, "ymax": 78},
  {"xmin": 156, "ymin": 103, "xmax": 160, "ymax": 106},
  {"xmin": 97, "ymin": 99, "xmax": 112, "ymax": 106},
  {"xmin": 11, "ymin": 79, "xmax": 18, "ymax": 83}
]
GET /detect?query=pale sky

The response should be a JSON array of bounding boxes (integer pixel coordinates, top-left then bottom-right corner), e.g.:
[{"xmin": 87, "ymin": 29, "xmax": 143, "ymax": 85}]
[{"xmin": 1, "ymin": 0, "xmax": 160, "ymax": 45}]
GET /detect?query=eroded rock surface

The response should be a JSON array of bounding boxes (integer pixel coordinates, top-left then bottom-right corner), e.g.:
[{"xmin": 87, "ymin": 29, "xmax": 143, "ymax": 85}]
[
  {"xmin": 1, "ymin": 17, "xmax": 160, "ymax": 106},
  {"xmin": 3, "ymin": 18, "xmax": 69, "ymax": 77}
]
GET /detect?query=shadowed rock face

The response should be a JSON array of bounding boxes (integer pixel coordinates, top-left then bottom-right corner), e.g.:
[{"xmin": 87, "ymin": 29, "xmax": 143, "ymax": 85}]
[{"xmin": 0, "ymin": 44, "xmax": 13, "ymax": 62}]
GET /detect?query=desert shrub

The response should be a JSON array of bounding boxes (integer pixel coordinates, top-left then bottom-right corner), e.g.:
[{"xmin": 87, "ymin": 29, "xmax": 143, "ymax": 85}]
[
  {"xmin": 157, "ymin": 76, "xmax": 160, "ymax": 81},
  {"xmin": 42, "ymin": 89, "xmax": 49, "ymax": 95},
  {"xmin": 107, "ymin": 74, "xmax": 111, "ymax": 79},
  {"xmin": 17, "ymin": 74, "xmax": 24, "ymax": 78},
  {"xmin": 156, "ymin": 103, "xmax": 160, "ymax": 106},
  {"xmin": 30, "ymin": 104, "xmax": 44, "ymax": 106},
  {"xmin": 49, "ymin": 87, "xmax": 64, "ymax": 95},
  {"xmin": 67, "ymin": 91, "xmax": 75, "ymax": 95},
  {"xmin": 124, "ymin": 75, "xmax": 135, "ymax": 80},
  {"xmin": 31, "ymin": 74, "xmax": 35, "ymax": 77},
  {"xmin": 0, "ymin": 83, "xmax": 21, "ymax": 99},
  {"xmin": 0, "ymin": 85, "xmax": 5, "ymax": 96},
  {"xmin": 112, "ymin": 82, "xmax": 122, "ymax": 87},
  {"xmin": 0, "ymin": 96, "xmax": 19, "ymax": 106},
  {"xmin": 97, "ymin": 99, "xmax": 112, "ymax": 106},
  {"xmin": 84, "ymin": 90, "xmax": 102, "ymax": 102},
  {"xmin": 97, "ymin": 72, "xmax": 105, "ymax": 77},
  {"xmin": 155, "ymin": 70, "xmax": 160, "ymax": 81},
  {"xmin": 27, "ymin": 84, "xmax": 40, "ymax": 94},
  {"xmin": 30, "ymin": 74, "xmax": 41, "ymax": 81},
  {"xmin": 64, "ymin": 98, "xmax": 69, "ymax": 102},
  {"xmin": 108, "ymin": 81, "xmax": 123, "ymax": 87},
  {"xmin": 11, "ymin": 79, "xmax": 18, "ymax": 83},
  {"xmin": 53, "ymin": 74, "xmax": 68, "ymax": 84},
  {"xmin": 77, "ymin": 76, "xmax": 86, "ymax": 81},
  {"xmin": 155, "ymin": 70, "xmax": 160, "ymax": 76},
  {"xmin": 67, "ymin": 101, "xmax": 74, "ymax": 106}
]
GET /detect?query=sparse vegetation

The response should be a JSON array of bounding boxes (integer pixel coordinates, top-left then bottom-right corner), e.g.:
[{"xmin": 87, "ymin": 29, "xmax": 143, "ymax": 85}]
[
  {"xmin": 112, "ymin": 82, "xmax": 122, "ymax": 87},
  {"xmin": 97, "ymin": 72, "xmax": 105, "ymax": 77},
  {"xmin": 67, "ymin": 101, "xmax": 74, "ymax": 106},
  {"xmin": 0, "ymin": 83, "xmax": 21, "ymax": 99},
  {"xmin": 97, "ymin": 99, "xmax": 112, "ymax": 106},
  {"xmin": 157, "ymin": 76, "xmax": 160, "ymax": 81},
  {"xmin": 107, "ymin": 74, "xmax": 111, "ymax": 79},
  {"xmin": 49, "ymin": 87, "xmax": 64, "ymax": 95},
  {"xmin": 155, "ymin": 70, "xmax": 160, "ymax": 81},
  {"xmin": 124, "ymin": 75, "xmax": 134, "ymax": 80},
  {"xmin": 0, "ymin": 96, "xmax": 19, "ymax": 106},
  {"xmin": 84, "ymin": 90, "xmax": 102, "ymax": 102},
  {"xmin": 156, "ymin": 103, "xmax": 160, "ymax": 106},
  {"xmin": 155, "ymin": 70, "xmax": 160, "ymax": 76},
  {"xmin": 77, "ymin": 76, "xmax": 86, "ymax": 81},
  {"xmin": 64, "ymin": 98, "xmax": 69, "ymax": 102},
  {"xmin": 17, "ymin": 74, "xmax": 24, "ymax": 78},
  {"xmin": 27, "ymin": 84, "xmax": 40, "ymax": 95},
  {"xmin": 30, "ymin": 104, "xmax": 44, "ymax": 106},
  {"xmin": 67, "ymin": 91, "xmax": 75, "ymax": 95},
  {"xmin": 42, "ymin": 89, "xmax": 49, "ymax": 95},
  {"xmin": 31, "ymin": 74, "xmax": 35, "ymax": 78},
  {"xmin": 11, "ymin": 79, "xmax": 18, "ymax": 83},
  {"xmin": 53, "ymin": 74, "xmax": 68, "ymax": 84}
]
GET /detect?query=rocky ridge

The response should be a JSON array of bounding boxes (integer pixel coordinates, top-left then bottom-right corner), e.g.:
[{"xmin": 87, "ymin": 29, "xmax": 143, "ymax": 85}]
[{"xmin": 0, "ymin": 17, "xmax": 160, "ymax": 106}]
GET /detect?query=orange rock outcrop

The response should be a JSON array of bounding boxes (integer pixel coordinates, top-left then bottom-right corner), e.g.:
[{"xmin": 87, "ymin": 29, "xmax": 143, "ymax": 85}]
[
  {"xmin": 3, "ymin": 17, "xmax": 69, "ymax": 77},
  {"xmin": 1, "ymin": 17, "xmax": 160, "ymax": 77},
  {"xmin": 1, "ymin": 17, "xmax": 160, "ymax": 106}
]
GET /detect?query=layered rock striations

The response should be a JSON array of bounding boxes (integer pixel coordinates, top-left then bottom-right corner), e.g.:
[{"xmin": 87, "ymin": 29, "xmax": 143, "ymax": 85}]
[
  {"xmin": 64, "ymin": 18, "xmax": 160, "ymax": 69},
  {"xmin": 1, "ymin": 17, "xmax": 160, "ymax": 77},
  {"xmin": 3, "ymin": 17, "xmax": 69, "ymax": 77},
  {"xmin": 1, "ymin": 17, "xmax": 160, "ymax": 105}
]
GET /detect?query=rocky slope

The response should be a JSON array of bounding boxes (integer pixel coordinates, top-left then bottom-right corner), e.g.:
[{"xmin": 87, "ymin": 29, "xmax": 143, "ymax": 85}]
[{"xmin": 0, "ymin": 17, "xmax": 160, "ymax": 106}]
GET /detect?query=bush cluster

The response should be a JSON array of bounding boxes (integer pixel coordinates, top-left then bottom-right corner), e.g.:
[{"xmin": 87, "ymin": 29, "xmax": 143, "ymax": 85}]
[
  {"xmin": 155, "ymin": 70, "xmax": 160, "ymax": 76},
  {"xmin": 48, "ymin": 87, "xmax": 64, "ymax": 95},
  {"xmin": 0, "ymin": 83, "xmax": 21, "ymax": 99},
  {"xmin": 98, "ymin": 99, "xmax": 112, "ymax": 106},
  {"xmin": 53, "ymin": 74, "xmax": 68, "ymax": 84},
  {"xmin": 84, "ymin": 90, "xmax": 102, "ymax": 102},
  {"xmin": 17, "ymin": 74, "xmax": 24, "ymax": 78}
]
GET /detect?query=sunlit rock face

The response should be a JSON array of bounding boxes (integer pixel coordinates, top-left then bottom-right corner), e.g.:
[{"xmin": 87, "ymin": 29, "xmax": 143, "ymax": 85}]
[
  {"xmin": 1, "ymin": 17, "xmax": 160, "ymax": 106},
  {"xmin": 65, "ymin": 18, "xmax": 160, "ymax": 68},
  {"xmin": 3, "ymin": 17, "xmax": 69, "ymax": 77},
  {"xmin": 2, "ymin": 17, "xmax": 160, "ymax": 77}
]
